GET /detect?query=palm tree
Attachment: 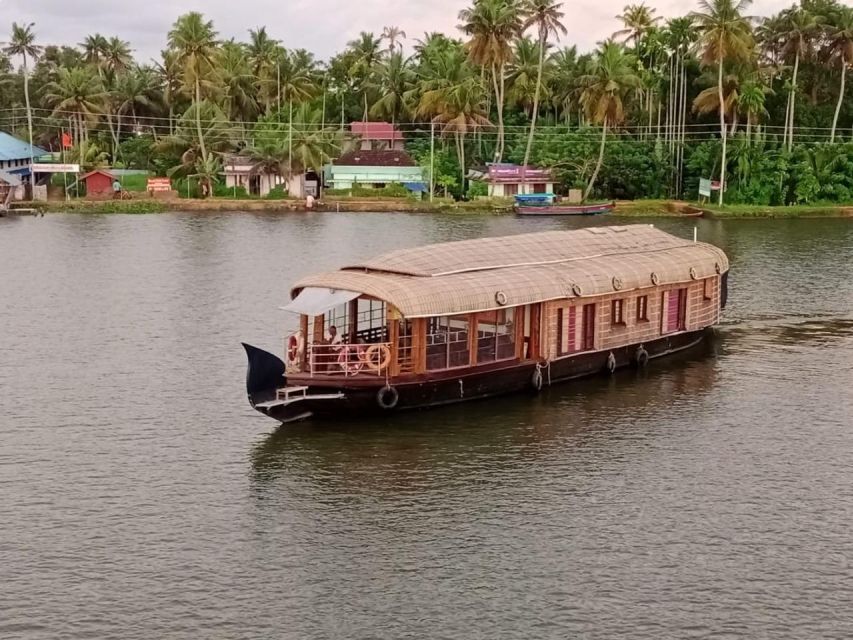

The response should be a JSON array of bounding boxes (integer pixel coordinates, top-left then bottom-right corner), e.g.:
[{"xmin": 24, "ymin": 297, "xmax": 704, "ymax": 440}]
[
  {"xmin": 507, "ymin": 37, "xmax": 544, "ymax": 112},
  {"xmin": 579, "ymin": 42, "xmax": 640, "ymax": 200},
  {"xmin": 3, "ymin": 23, "xmax": 43, "ymax": 170},
  {"xmin": 347, "ymin": 32, "xmax": 384, "ymax": 121},
  {"xmin": 827, "ymin": 7, "xmax": 853, "ymax": 143},
  {"xmin": 520, "ymin": 0, "xmax": 566, "ymax": 167},
  {"xmin": 614, "ymin": 3, "xmax": 661, "ymax": 48},
  {"xmin": 381, "ymin": 26, "xmax": 407, "ymax": 53},
  {"xmin": 778, "ymin": 6, "xmax": 818, "ymax": 151},
  {"xmin": 154, "ymin": 49, "xmax": 183, "ymax": 135},
  {"xmin": 692, "ymin": 0, "xmax": 754, "ymax": 205},
  {"xmin": 80, "ymin": 34, "xmax": 109, "ymax": 74},
  {"xmin": 736, "ymin": 79, "xmax": 770, "ymax": 141},
  {"xmin": 247, "ymin": 27, "xmax": 280, "ymax": 112},
  {"xmin": 458, "ymin": 0, "xmax": 523, "ymax": 162},
  {"xmin": 104, "ymin": 37, "xmax": 133, "ymax": 75},
  {"xmin": 371, "ymin": 51, "xmax": 414, "ymax": 125},
  {"xmin": 548, "ymin": 45, "xmax": 582, "ymax": 124},
  {"xmin": 43, "ymin": 67, "xmax": 106, "ymax": 162},
  {"xmin": 116, "ymin": 66, "xmax": 160, "ymax": 129},
  {"xmin": 219, "ymin": 41, "xmax": 258, "ymax": 127},
  {"xmin": 168, "ymin": 12, "xmax": 218, "ymax": 164}
]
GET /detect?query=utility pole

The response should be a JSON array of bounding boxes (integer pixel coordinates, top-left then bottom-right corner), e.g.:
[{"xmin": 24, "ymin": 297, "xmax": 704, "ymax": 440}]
[
  {"xmin": 277, "ymin": 63, "xmax": 281, "ymax": 121},
  {"xmin": 429, "ymin": 122, "xmax": 435, "ymax": 203}
]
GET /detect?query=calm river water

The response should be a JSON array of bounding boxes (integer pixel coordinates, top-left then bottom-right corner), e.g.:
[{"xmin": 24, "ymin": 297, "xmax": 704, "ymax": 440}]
[{"xmin": 1, "ymin": 212, "xmax": 852, "ymax": 639}]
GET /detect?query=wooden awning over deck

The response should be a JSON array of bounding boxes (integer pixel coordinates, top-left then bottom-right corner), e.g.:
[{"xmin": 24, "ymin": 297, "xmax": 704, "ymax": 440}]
[{"xmin": 291, "ymin": 225, "xmax": 730, "ymax": 319}]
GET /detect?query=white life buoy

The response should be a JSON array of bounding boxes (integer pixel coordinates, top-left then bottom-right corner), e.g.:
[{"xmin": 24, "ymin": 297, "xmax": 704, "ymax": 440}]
[{"xmin": 365, "ymin": 344, "xmax": 392, "ymax": 371}]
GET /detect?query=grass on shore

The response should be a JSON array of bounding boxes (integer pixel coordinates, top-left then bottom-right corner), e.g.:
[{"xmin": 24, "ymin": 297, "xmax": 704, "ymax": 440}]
[{"xmin": 699, "ymin": 203, "xmax": 853, "ymax": 218}]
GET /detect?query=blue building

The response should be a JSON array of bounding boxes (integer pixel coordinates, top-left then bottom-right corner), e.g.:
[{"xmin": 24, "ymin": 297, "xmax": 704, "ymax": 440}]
[{"xmin": 0, "ymin": 131, "xmax": 49, "ymax": 200}]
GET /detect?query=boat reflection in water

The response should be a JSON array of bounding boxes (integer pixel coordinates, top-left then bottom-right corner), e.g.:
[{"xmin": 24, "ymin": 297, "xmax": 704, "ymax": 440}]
[{"xmin": 250, "ymin": 336, "xmax": 722, "ymax": 488}]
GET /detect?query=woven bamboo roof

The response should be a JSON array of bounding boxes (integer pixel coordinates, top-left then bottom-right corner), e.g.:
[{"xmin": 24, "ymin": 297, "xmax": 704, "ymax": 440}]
[{"xmin": 291, "ymin": 225, "xmax": 729, "ymax": 318}]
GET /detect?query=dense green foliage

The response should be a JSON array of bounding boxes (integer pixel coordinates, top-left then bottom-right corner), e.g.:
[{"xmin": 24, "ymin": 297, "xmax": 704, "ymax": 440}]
[{"xmin": 2, "ymin": 0, "xmax": 853, "ymax": 204}]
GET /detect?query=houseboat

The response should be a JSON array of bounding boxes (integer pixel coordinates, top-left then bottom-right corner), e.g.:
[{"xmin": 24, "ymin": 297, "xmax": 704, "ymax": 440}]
[
  {"xmin": 514, "ymin": 193, "xmax": 614, "ymax": 216},
  {"xmin": 243, "ymin": 225, "xmax": 729, "ymax": 423}
]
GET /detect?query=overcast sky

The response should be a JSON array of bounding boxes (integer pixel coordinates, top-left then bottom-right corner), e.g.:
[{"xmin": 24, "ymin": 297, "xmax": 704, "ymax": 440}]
[{"xmin": 4, "ymin": 0, "xmax": 791, "ymax": 63}]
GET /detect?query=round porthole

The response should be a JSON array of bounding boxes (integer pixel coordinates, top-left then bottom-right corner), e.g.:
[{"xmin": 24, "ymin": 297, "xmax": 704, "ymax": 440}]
[
  {"xmin": 572, "ymin": 283, "xmax": 583, "ymax": 297},
  {"xmin": 715, "ymin": 262, "xmax": 722, "ymax": 274},
  {"xmin": 650, "ymin": 272, "xmax": 660, "ymax": 286},
  {"xmin": 495, "ymin": 290, "xmax": 508, "ymax": 306},
  {"xmin": 689, "ymin": 267, "xmax": 698, "ymax": 280},
  {"xmin": 612, "ymin": 276, "xmax": 623, "ymax": 291}
]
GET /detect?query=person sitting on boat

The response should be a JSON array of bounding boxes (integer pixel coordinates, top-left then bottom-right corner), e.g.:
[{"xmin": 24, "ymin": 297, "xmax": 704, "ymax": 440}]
[{"xmin": 326, "ymin": 325, "xmax": 343, "ymax": 348}]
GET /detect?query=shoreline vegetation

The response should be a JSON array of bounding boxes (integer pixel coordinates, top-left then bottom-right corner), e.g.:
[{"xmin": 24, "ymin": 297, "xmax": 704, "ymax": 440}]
[
  {"xmin": 2, "ymin": 0, "xmax": 853, "ymax": 209},
  {"xmin": 10, "ymin": 198, "xmax": 853, "ymax": 218}
]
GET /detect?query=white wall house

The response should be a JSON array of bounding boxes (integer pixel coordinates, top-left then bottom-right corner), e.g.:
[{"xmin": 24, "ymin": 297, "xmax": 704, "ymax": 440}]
[{"xmin": 469, "ymin": 163, "xmax": 555, "ymax": 197}]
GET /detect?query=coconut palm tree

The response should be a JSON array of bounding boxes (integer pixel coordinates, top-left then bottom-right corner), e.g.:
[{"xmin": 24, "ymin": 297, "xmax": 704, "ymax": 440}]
[
  {"xmin": 219, "ymin": 41, "xmax": 258, "ymax": 126},
  {"xmin": 692, "ymin": 0, "xmax": 754, "ymax": 205},
  {"xmin": 154, "ymin": 49, "xmax": 183, "ymax": 135},
  {"xmin": 778, "ymin": 6, "xmax": 818, "ymax": 151},
  {"xmin": 381, "ymin": 26, "xmax": 407, "ymax": 53},
  {"xmin": 736, "ymin": 79, "xmax": 770, "ymax": 141},
  {"xmin": 458, "ymin": 0, "xmax": 523, "ymax": 162},
  {"xmin": 371, "ymin": 51, "xmax": 414, "ymax": 125},
  {"xmin": 507, "ymin": 37, "xmax": 545, "ymax": 113},
  {"xmin": 104, "ymin": 37, "xmax": 133, "ymax": 75},
  {"xmin": 80, "ymin": 34, "xmax": 109, "ymax": 74},
  {"xmin": 168, "ymin": 12, "xmax": 219, "ymax": 164},
  {"xmin": 548, "ymin": 45, "xmax": 583, "ymax": 124},
  {"xmin": 116, "ymin": 66, "xmax": 160, "ymax": 129},
  {"xmin": 43, "ymin": 66, "xmax": 106, "ymax": 159},
  {"xmin": 247, "ymin": 27, "xmax": 280, "ymax": 112},
  {"xmin": 3, "ymin": 23, "xmax": 42, "ymax": 168},
  {"xmin": 347, "ymin": 32, "xmax": 384, "ymax": 121},
  {"xmin": 520, "ymin": 0, "xmax": 566, "ymax": 167},
  {"xmin": 579, "ymin": 42, "xmax": 640, "ymax": 201},
  {"xmin": 614, "ymin": 3, "xmax": 661, "ymax": 48},
  {"xmin": 827, "ymin": 7, "xmax": 853, "ymax": 143}
]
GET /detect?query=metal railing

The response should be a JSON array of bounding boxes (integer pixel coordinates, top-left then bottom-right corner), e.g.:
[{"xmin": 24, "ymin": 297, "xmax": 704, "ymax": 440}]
[{"xmin": 308, "ymin": 342, "xmax": 394, "ymax": 378}]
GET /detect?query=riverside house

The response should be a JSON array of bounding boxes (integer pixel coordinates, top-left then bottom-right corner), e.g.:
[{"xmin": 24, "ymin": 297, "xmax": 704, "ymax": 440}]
[
  {"xmin": 324, "ymin": 122, "xmax": 426, "ymax": 193},
  {"xmin": 0, "ymin": 131, "xmax": 48, "ymax": 201},
  {"xmin": 468, "ymin": 163, "xmax": 555, "ymax": 197}
]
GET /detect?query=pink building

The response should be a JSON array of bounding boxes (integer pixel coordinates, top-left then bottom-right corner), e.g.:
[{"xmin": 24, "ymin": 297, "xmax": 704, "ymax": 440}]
[{"xmin": 350, "ymin": 122, "xmax": 405, "ymax": 151}]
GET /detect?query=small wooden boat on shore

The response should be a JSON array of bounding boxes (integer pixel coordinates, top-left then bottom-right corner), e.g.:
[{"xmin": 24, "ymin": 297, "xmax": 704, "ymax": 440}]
[
  {"xmin": 243, "ymin": 225, "xmax": 729, "ymax": 424},
  {"xmin": 513, "ymin": 194, "xmax": 614, "ymax": 216}
]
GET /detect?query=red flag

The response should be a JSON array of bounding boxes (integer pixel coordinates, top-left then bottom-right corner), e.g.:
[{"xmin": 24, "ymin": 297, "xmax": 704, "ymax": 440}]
[{"xmin": 62, "ymin": 132, "xmax": 72, "ymax": 149}]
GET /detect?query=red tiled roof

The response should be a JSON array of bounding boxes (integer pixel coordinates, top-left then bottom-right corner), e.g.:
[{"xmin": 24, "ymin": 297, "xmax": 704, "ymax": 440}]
[
  {"xmin": 333, "ymin": 150, "xmax": 416, "ymax": 167},
  {"xmin": 349, "ymin": 121, "xmax": 403, "ymax": 141}
]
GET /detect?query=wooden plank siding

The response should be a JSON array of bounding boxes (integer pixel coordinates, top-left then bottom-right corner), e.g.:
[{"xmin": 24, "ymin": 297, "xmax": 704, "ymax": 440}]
[{"xmin": 542, "ymin": 276, "xmax": 721, "ymax": 360}]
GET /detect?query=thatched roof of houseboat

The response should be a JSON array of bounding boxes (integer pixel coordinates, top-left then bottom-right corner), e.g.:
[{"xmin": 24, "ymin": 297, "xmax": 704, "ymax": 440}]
[{"xmin": 289, "ymin": 225, "xmax": 729, "ymax": 318}]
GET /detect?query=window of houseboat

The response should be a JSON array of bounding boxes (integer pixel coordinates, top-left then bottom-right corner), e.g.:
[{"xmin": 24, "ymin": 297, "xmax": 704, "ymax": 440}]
[
  {"xmin": 426, "ymin": 315, "xmax": 471, "ymax": 370},
  {"xmin": 557, "ymin": 306, "xmax": 578, "ymax": 356},
  {"xmin": 636, "ymin": 295, "xmax": 649, "ymax": 321},
  {"xmin": 663, "ymin": 289, "xmax": 687, "ymax": 333},
  {"xmin": 611, "ymin": 299, "xmax": 625, "ymax": 325},
  {"xmin": 475, "ymin": 308, "xmax": 516, "ymax": 364}
]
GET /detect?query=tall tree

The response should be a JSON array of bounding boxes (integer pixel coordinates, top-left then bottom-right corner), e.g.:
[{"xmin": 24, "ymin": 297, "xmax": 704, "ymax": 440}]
[
  {"xmin": 579, "ymin": 41, "xmax": 640, "ymax": 200},
  {"xmin": 168, "ymin": 12, "xmax": 218, "ymax": 164},
  {"xmin": 826, "ymin": 7, "xmax": 853, "ymax": 143},
  {"xmin": 43, "ymin": 66, "xmax": 106, "ymax": 164},
  {"xmin": 381, "ymin": 26, "xmax": 407, "ymax": 53},
  {"xmin": 371, "ymin": 51, "xmax": 414, "ymax": 125},
  {"xmin": 692, "ymin": 0, "xmax": 754, "ymax": 205},
  {"xmin": 3, "ymin": 23, "xmax": 43, "ymax": 168},
  {"xmin": 778, "ymin": 6, "xmax": 818, "ymax": 151},
  {"xmin": 458, "ymin": 0, "xmax": 522, "ymax": 162},
  {"xmin": 520, "ymin": 0, "xmax": 566, "ymax": 168},
  {"xmin": 347, "ymin": 32, "xmax": 384, "ymax": 122},
  {"xmin": 614, "ymin": 3, "xmax": 661, "ymax": 48}
]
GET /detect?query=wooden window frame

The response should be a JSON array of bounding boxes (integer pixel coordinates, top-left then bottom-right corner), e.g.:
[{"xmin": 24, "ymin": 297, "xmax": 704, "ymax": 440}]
[
  {"xmin": 636, "ymin": 295, "xmax": 649, "ymax": 322},
  {"xmin": 611, "ymin": 299, "xmax": 625, "ymax": 326}
]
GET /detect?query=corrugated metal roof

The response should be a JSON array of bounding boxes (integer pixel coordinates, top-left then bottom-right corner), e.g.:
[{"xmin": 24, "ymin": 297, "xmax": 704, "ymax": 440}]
[
  {"xmin": 291, "ymin": 226, "xmax": 730, "ymax": 318},
  {"xmin": 0, "ymin": 131, "xmax": 48, "ymax": 162}
]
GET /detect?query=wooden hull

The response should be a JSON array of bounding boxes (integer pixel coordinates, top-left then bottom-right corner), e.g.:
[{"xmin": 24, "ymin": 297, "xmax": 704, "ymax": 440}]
[
  {"xmin": 515, "ymin": 202, "xmax": 614, "ymax": 216},
  {"xmin": 254, "ymin": 328, "xmax": 712, "ymax": 423}
]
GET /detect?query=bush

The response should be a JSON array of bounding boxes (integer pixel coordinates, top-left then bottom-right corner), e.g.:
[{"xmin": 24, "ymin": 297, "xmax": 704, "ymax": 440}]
[
  {"xmin": 467, "ymin": 181, "xmax": 488, "ymax": 198},
  {"xmin": 213, "ymin": 183, "xmax": 250, "ymax": 199},
  {"xmin": 265, "ymin": 184, "xmax": 288, "ymax": 199}
]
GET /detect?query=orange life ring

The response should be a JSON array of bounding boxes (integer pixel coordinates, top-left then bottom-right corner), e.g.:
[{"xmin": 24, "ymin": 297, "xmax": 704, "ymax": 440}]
[{"xmin": 364, "ymin": 344, "xmax": 392, "ymax": 371}]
